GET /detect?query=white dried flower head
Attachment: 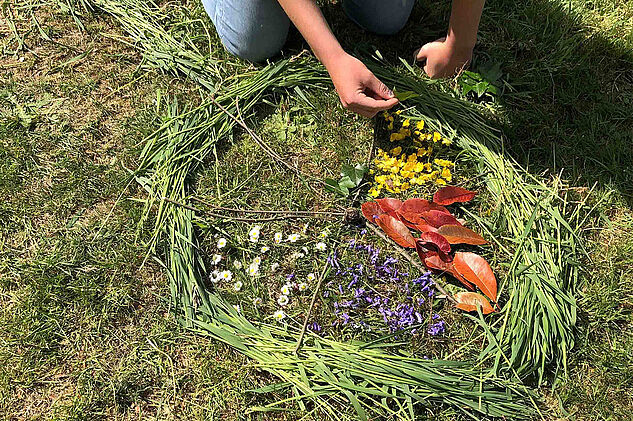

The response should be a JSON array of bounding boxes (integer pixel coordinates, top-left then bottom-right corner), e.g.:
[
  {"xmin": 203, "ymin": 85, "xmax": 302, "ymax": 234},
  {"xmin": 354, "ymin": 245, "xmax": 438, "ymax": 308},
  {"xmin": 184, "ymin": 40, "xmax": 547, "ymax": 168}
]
[
  {"xmin": 210, "ymin": 270, "xmax": 220, "ymax": 283},
  {"xmin": 277, "ymin": 295, "xmax": 289, "ymax": 306},
  {"xmin": 248, "ymin": 263, "xmax": 260, "ymax": 277},
  {"xmin": 281, "ymin": 284, "xmax": 291, "ymax": 295}
]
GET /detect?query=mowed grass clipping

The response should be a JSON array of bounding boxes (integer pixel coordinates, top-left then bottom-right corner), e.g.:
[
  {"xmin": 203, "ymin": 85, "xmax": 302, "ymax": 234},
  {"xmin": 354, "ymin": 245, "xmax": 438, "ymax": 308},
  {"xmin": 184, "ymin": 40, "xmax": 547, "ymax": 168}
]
[{"xmin": 1, "ymin": 0, "xmax": 632, "ymax": 419}]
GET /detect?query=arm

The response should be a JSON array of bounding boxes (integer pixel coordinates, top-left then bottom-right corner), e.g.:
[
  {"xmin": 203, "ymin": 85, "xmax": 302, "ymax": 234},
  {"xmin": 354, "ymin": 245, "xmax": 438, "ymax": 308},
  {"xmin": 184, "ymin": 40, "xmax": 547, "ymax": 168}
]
[
  {"xmin": 277, "ymin": 0, "xmax": 398, "ymax": 117},
  {"xmin": 415, "ymin": 0, "xmax": 485, "ymax": 78}
]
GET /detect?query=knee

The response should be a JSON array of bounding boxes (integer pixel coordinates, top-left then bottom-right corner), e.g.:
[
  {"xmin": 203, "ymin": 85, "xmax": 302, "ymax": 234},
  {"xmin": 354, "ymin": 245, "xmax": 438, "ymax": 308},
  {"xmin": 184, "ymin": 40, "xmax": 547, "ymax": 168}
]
[{"xmin": 221, "ymin": 27, "xmax": 288, "ymax": 62}]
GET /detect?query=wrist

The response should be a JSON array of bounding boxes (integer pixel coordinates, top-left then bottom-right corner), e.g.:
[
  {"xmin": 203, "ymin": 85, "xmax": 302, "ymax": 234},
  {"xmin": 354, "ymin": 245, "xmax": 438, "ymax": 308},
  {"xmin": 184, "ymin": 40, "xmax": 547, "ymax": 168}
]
[
  {"xmin": 320, "ymin": 47, "xmax": 347, "ymax": 73},
  {"xmin": 445, "ymin": 33, "xmax": 476, "ymax": 56}
]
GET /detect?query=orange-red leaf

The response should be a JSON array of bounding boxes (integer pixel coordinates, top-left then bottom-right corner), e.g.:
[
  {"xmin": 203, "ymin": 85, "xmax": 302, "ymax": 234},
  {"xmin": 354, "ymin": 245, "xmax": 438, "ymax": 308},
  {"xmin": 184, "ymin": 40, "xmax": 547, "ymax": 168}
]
[
  {"xmin": 376, "ymin": 198, "xmax": 403, "ymax": 217},
  {"xmin": 414, "ymin": 223, "xmax": 439, "ymax": 234},
  {"xmin": 375, "ymin": 214, "xmax": 416, "ymax": 248},
  {"xmin": 454, "ymin": 292, "xmax": 494, "ymax": 314},
  {"xmin": 453, "ymin": 252, "xmax": 497, "ymax": 302},
  {"xmin": 416, "ymin": 233, "xmax": 452, "ymax": 262},
  {"xmin": 398, "ymin": 198, "xmax": 449, "ymax": 224},
  {"xmin": 361, "ymin": 202, "xmax": 384, "ymax": 225},
  {"xmin": 437, "ymin": 225, "xmax": 487, "ymax": 245},
  {"xmin": 418, "ymin": 252, "xmax": 475, "ymax": 290},
  {"xmin": 421, "ymin": 210, "xmax": 462, "ymax": 228},
  {"xmin": 433, "ymin": 186, "xmax": 478, "ymax": 206}
]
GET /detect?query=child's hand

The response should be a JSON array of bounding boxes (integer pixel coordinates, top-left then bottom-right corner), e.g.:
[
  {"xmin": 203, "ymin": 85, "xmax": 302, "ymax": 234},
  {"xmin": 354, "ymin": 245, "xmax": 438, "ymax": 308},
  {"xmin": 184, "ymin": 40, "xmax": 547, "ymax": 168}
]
[
  {"xmin": 326, "ymin": 53, "xmax": 399, "ymax": 118},
  {"xmin": 414, "ymin": 37, "xmax": 473, "ymax": 79}
]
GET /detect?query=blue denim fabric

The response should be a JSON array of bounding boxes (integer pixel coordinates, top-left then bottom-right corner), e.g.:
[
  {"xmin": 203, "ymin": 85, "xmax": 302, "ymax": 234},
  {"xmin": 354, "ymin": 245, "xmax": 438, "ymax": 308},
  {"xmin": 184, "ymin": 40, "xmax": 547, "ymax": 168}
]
[
  {"xmin": 202, "ymin": 0, "xmax": 415, "ymax": 61},
  {"xmin": 342, "ymin": 0, "xmax": 416, "ymax": 35},
  {"xmin": 201, "ymin": 0, "xmax": 290, "ymax": 62}
]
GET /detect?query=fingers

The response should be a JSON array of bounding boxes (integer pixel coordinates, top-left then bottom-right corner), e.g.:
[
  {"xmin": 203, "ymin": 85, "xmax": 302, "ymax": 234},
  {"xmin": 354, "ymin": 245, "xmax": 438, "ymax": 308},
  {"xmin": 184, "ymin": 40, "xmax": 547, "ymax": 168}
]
[
  {"xmin": 364, "ymin": 74, "xmax": 396, "ymax": 101},
  {"xmin": 351, "ymin": 95, "xmax": 399, "ymax": 118}
]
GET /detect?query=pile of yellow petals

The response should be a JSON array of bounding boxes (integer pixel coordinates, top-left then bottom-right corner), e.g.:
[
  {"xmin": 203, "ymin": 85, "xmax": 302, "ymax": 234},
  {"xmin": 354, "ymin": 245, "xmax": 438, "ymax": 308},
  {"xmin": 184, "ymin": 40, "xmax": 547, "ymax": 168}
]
[{"xmin": 368, "ymin": 112, "xmax": 455, "ymax": 197}]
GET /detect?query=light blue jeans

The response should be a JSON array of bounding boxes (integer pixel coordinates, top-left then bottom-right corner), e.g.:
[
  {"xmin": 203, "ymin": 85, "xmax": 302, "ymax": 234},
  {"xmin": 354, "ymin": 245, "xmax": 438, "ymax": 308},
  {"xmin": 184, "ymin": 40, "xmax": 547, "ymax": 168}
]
[{"xmin": 202, "ymin": 0, "xmax": 416, "ymax": 62}]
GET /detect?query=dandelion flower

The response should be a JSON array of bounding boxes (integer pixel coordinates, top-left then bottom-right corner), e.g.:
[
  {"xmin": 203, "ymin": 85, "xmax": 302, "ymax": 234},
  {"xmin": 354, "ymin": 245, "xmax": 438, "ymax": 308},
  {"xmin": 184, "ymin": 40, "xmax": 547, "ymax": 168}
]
[
  {"xmin": 273, "ymin": 310, "xmax": 285, "ymax": 321},
  {"xmin": 220, "ymin": 270, "xmax": 233, "ymax": 282},
  {"xmin": 260, "ymin": 246, "xmax": 270, "ymax": 254},
  {"xmin": 274, "ymin": 232, "xmax": 283, "ymax": 244},
  {"xmin": 298, "ymin": 282, "xmax": 308, "ymax": 292},
  {"xmin": 315, "ymin": 242, "xmax": 326, "ymax": 252},
  {"xmin": 217, "ymin": 238, "xmax": 227, "ymax": 249},
  {"xmin": 212, "ymin": 254, "xmax": 222, "ymax": 265},
  {"xmin": 281, "ymin": 284, "xmax": 291, "ymax": 295},
  {"xmin": 277, "ymin": 295, "xmax": 289, "ymax": 306},
  {"xmin": 287, "ymin": 233, "xmax": 300, "ymax": 243},
  {"xmin": 233, "ymin": 280, "xmax": 242, "ymax": 291},
  {"xmin": 307, "ymin": 273, "xmax": 316, "ymax": 282},
  {"xmin": 233, "ymin": 260, "xmax": 243, "ymax": 270}
]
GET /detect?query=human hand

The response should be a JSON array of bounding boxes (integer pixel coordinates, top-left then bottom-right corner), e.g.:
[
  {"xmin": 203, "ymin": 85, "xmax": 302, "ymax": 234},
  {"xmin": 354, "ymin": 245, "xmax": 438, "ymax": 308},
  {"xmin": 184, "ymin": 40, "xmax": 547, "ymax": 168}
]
[
  {"xmin": 414, "ymin": 37, "xmax": 473, "ymax": 79},
  {"xmin": 326, "ymin": 53, "xmax": 399, "ymax": 118}
]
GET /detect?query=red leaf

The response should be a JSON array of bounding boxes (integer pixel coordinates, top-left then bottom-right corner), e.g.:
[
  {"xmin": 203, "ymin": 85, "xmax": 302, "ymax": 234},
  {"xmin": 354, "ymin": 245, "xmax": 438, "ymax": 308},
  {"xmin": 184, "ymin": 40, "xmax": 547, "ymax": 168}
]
[
  {"xmin": 416, "ymin": 233, "xmax": 452, "ymax": 262},
  {"xmin": 398, "ymin": 198, "xmax": 449, "ymax": 224},
  {"xmin": 453, "ymin": 252, "xmax": 497, "ymax": 302},
  {"xmin": 376, "ymin": 198, "xmax": 403, "ymax": 217},
  {"xmin": 414, "ymin": 223, "xmax": 439, "ymax": 234},
  {"xmin": 436, "ymin": 225, "xmax": 487, "ymax": 245},
  {"xmin": 417, "ymin": 252, "xmax": 475, "ymax": 290},
  {"xmin": 433, "ymin": 186, "xmax": 478, "ymax": 206},
  {"xmin": 375, "ymin": 214, "xmax": 416, "ymax": 248},
  {"xmin": 421, "ymin": 210, "xmax": 462, "ymax": 228},
  {"xmin": 361, "ymin": 202, "xmax": 384, "ymax": 225},
  {"xmin": 454, "ymin": 292, "xmax": 494, "ymax": 314}
]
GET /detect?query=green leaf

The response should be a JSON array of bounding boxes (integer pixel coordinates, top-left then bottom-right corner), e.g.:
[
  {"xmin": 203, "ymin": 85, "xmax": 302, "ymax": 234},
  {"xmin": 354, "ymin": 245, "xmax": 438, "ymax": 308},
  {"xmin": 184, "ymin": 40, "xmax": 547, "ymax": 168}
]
[
  {"xmin": 338, "ymin": 176, "xmax": 356, "ymax": 189},
  {"xmin": 394, "ymin": 90, "xmax": 419, "ymax": 101},
  {"xmin": 325, "ymin": 178, "xmax": 343, "ymax": 195}
]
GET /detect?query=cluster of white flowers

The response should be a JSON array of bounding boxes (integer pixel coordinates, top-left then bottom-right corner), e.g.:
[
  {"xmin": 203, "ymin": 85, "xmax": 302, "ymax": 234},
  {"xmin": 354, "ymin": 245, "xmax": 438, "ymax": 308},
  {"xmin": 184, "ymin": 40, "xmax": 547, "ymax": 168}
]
[{"xmin": 214, "ymin": 224, "xmax": 329, "ymax": 325}]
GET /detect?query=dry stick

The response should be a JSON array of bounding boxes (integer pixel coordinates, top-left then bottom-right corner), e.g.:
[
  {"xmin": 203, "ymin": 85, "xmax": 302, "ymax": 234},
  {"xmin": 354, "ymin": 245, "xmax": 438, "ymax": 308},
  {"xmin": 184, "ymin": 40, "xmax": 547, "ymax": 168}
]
[
  {"xmin": 294, "ymin": 259, "xmax": 330, "ymax": 354},
  {"xmin": 191, "ymin": 197, "xmax": 345, "ymax": 217},
  {"xmin": 365, "ymin": 223, "xmax": 457, "ymax": 304}
]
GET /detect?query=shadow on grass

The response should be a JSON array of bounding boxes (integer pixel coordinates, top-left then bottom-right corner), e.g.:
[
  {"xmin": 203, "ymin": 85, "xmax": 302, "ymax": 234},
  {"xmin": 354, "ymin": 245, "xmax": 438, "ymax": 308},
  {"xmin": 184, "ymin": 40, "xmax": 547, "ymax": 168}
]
[{"xmin": 285, "ymin": 0, "xmax": 633, "ymax": 203}]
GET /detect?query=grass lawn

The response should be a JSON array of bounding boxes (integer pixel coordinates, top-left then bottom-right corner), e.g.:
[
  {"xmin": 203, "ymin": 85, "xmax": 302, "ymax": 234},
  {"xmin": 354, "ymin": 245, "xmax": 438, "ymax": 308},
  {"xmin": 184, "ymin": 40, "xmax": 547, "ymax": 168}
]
[{"xmin": 1, "ymin": 0, "xmax": 632, "ymax": 419}]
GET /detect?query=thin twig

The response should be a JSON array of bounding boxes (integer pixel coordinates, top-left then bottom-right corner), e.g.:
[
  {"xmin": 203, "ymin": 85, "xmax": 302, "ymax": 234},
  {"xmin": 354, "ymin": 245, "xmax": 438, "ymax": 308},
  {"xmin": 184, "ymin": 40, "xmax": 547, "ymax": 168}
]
[
  {"xmin": 365, "ymin": 223, "xmax": 457, "ymax": 304},
  {"xmin": 208, "ymin": 95, "xmax": 326, "ymax": 188},
  {"xmin": 191, "ymin": 197, "xmax": 344, "ymax": 217},
  {"xmin": 294, "ymin": 259, "xmax": 330, "ymax": 354},
  {"xmin": 162, "ymin": 197, "xmax": 339, "ymax": 222}
]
